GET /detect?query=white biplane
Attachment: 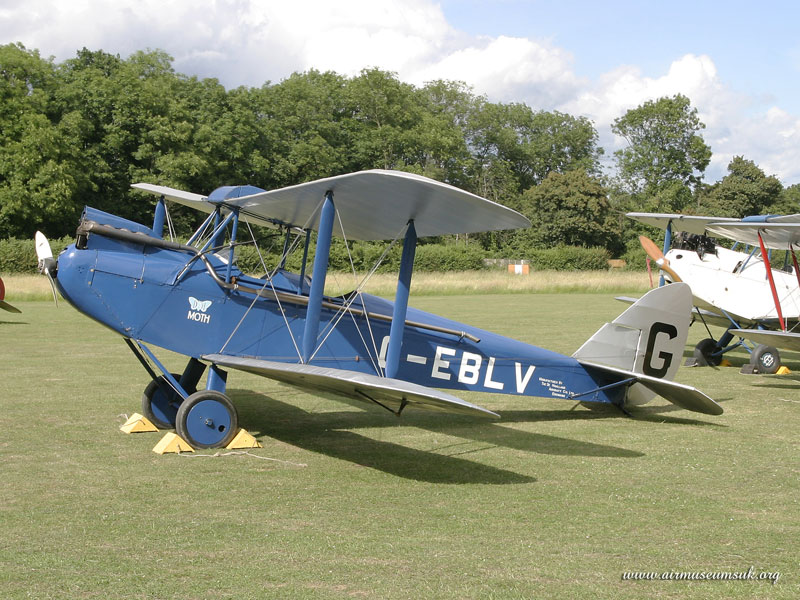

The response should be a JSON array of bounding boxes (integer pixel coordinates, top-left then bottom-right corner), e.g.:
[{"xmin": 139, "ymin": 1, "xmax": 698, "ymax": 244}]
[{"xmin": 628, "ymin": 212, "xmax": 800, "ymax": 373}]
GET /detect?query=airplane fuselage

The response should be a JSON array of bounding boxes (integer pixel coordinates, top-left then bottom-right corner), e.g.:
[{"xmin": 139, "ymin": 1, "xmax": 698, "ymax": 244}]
[{"xmin": 665, "ymin": 245, "xmax": 800, "ymax": 324}]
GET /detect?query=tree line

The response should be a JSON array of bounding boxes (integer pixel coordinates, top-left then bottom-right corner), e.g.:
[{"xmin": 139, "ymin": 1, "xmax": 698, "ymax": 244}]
[{"xmin": 1, "ymin": 43, "xmax": 798, "ymax": 264}]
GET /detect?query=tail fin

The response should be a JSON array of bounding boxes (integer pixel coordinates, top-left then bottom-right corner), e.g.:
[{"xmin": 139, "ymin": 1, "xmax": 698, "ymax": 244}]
[{"xmin": 573, "ymin": 283, "xmax": 722, "ymax": 415}]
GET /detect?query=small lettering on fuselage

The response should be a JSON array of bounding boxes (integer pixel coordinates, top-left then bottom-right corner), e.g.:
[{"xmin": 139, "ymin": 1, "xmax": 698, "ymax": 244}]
[
  {"xmin": 187, "ymin": 296, "xmax": 212, "ymax": 325},
  {"xmin": 187, "ymin": 310, "xmax": 211, "ymax": 324}
]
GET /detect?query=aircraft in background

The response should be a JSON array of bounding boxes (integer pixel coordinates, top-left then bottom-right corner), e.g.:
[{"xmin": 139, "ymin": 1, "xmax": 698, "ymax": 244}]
[
  {"xmin": 0, "ymin": 276, "xmax": 21, "ymax": 313},
  {"xmin": 35, "ymin": 171, "xmax": 720, "ymax": 449},
  {"xmin": 695, "ymin": 217, "xmax": 800, "ymax": 368},
  {"xmin": 628, "ymin": 212, "xmax": 800, "ymax": 373}
]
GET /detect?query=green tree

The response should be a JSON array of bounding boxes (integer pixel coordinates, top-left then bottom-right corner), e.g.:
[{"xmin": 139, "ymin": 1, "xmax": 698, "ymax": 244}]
[
  {"xmin": 414, "ymin": 79, "xmax": 474, "ymax": 186},
  {"xmin": 249, "ymin": 70, "xmax": 350, "ymax": 187},
  {"xmin": 779, "ymin": 183, "xmax": 800, "ymax": 214},
  {"xmin": 514, "ymin": 169, "xmax": 617, "ymax": 250},
  {"xmin": 0, "ymin": 43, "xmax": 90, "ymax": 238},
  {"xmin": 697, "ymin": 156, "xmax": 783, "ymax": 217},
  {"xmin": 343, "ymin": 68, "xmax": 426, "ymax": 171},
  {"xmin": 467, "ymin": 101, "xmax": 603, "ymax": 199},
  {"xmin": 612, "ymin": 94, "xmax": 711, "ymax": 213}
]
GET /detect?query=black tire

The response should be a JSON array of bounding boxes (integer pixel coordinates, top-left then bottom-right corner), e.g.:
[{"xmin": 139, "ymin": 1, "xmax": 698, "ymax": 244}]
[
  {"xmin": 692, "ymin": 338, "xmax": 722, "ymax": 367},
  {"xmin": 142, "ymin": 374, "xmax": 191, "ymax": 429},
  {"xmin": 752, "ymin": 344, "xmax": 780, "ymax": 374},
  {"xmin": 175, "ymin": 390, "xmax": 238, "ymax": 449}
]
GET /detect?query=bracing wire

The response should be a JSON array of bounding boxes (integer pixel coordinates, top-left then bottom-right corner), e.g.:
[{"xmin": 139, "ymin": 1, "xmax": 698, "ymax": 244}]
[{"xmin": 217, "ymin": 199, "xmax": 327, "ymax": 358}]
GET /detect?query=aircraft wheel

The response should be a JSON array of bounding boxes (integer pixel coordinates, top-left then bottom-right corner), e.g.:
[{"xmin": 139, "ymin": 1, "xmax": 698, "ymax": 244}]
[
  {"xmin": 693, "ymin": 338, "xmax": 722, "ymax": 367},
  {"xmin": 175, "ymin": 390, "xmax": 238, "ymax": 449},
  {"xmin": 142, "ymin": 374, "xmax": 192, "ymax": 429},
  {"xmin": 752, "ymin": 344, "xmax": 780, "ymax": 374}
]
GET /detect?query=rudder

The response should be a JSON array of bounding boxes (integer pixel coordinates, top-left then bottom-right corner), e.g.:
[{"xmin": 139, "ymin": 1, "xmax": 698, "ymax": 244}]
[{"xmin": 573, "ymin": 283, "xmax": 694, "ymax": 406}]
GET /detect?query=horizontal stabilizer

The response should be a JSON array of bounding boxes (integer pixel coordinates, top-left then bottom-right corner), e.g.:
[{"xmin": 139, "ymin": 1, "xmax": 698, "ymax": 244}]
[
  {"xmin": 578, "ymin": 360, "xmax": 723, "ymax": 416},
  {"xmin": 203, "ymin": 354, "xmax": 499, "ymax": 419},
  {"xmin": 736, "ymin": 328, "xmax": 800, "ymax": 352}
]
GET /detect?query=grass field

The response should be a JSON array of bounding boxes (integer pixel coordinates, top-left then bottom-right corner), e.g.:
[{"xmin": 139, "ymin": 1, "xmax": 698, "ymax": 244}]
[
  {"xmin": 1, "ymin": 292, "xmax": 798, "ymax": 599},
  {"xmin": 2, "ymin": 268, "xmax": 653, "ymax": 300}
]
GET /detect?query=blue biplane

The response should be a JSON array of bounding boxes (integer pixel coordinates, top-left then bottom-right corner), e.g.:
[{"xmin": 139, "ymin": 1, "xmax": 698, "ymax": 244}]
[{"xmin": 36, "ymin": 170, "xmax": 721, "ymax": 449}]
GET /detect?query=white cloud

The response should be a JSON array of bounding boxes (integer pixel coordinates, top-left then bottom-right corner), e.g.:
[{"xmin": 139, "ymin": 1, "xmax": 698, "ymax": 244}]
[
  {"xmin": 560, "ymin": 53, "xmax": 800, "ymax": 185},
  {"xmin": 407, "ymin": 35, "xmax": 583, "ymax": 108},
  {"xmin": 3, "ymin": 0, "xmax": 800, "ymax": 185}
]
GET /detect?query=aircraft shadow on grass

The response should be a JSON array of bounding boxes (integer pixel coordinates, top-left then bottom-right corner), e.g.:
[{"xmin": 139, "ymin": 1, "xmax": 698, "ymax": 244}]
[
  {"xmin": 231, "ymin": 388, "xmax": 653, "ymax": 484},
  {"xmin": 749, "ymin": 376, "xmax": 800, "ymax": 391}
]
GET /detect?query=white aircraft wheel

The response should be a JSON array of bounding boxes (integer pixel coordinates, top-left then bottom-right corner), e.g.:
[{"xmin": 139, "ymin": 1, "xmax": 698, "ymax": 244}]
[
  {"xmin": 693, "ymin": 338, "xmax": 722, "ymax": 367},
  {"xmin": 142, "ymin": 374, "xmax": 192, "ymax": 429},
  {"xmin": 752, "ymin": 344, "xmax": 780, "ymax": 374},
  {"xmin": 175, "ymin": 390, "xmax": 238, "ymax": 449}
]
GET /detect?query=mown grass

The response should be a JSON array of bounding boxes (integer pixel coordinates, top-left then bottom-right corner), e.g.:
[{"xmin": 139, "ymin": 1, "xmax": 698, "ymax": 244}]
[
  {"xmin": 3, "ymin": 269, "xmax": 651, "ymax": 301},
  {"xmin": 1, "ymin": 292, "xmax": 797, "ymax": 599}
]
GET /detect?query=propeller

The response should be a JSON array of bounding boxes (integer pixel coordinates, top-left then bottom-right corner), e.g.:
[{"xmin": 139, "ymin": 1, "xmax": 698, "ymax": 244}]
[
  {"xmin": 0, "ymin": 276, "xmax": 22, "ymax": 313},
  {"xmin": 639, "ymin": 235, "xmax": 683, "ymax": 283},
  {"xmin": 35, "ymin": 231, "xmax": 59, "ymax": 306}
]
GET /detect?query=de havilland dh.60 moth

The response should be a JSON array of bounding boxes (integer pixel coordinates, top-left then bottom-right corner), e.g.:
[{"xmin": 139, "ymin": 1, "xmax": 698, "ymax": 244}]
[{"xmin": 36, "ymin": 170, "xmax": 721, "ymax": 449}]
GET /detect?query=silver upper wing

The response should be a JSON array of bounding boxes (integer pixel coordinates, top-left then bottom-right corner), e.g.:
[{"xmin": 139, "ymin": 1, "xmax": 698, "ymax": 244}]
[{"xmin": 134, "ymin": 170, "xmax": 530, "ymax": 241}]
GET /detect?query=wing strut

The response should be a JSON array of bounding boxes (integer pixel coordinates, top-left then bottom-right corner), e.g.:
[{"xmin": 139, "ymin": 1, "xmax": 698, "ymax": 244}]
[
  {"xmin": 790, "ymin": 246, "xmax": 800, "ymax": 296},
  {"xmin": 302, "ymin": 191, "xmax": 335, "ymax": 363},
  {"xmin": 660, "ymin": 219, "xmax": 672, "ymax": 287},
  {"xmin": 385, "ymin": 221, "xmax": 416, "ymax": 378},
  {"xmin": 757, "ymin": 231, "xmax": 786, "ymax": 331}
]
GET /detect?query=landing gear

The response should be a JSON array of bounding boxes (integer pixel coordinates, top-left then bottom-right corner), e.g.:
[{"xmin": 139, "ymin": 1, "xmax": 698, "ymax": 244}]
[
  {"xmin": 175, "ymin": 390, "xmax": 238, "ymax": 449},
  {"xmin": 142, "ymin": 374, "xmax": 193, "ymax": 429},
  {"xmin": 690, "ymin": 338, "xmax": 722, "ymax": 367},
  {"xmin": 751, "ymin": 344, "xmax": 781, "ymax": 374},
  {"xmin": 140, "ymin": 358, "xmax": 206, "ymax": 428}
]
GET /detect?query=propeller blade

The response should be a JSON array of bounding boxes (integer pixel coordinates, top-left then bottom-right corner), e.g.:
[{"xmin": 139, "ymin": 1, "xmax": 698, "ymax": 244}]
[
  {"xmin": 639, "ymin": 235, "xmax": 682, "ymax": 283},
  {"xmin": 35, "ymin": 231, "xmax": 53, "ymax": 265},
  {"xmin": 639, "ymin": 235, "xmax": 665, "ymax": 262},
  {"xmin": 34, "ymin": 231, "xmax": 59, "ymax": 306},
  {"xmin": 0, "ymin": 300, "xmax": 22, "ymax": 313}
]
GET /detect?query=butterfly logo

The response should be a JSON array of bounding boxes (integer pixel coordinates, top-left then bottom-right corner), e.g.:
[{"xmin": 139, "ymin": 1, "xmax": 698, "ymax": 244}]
[{"xmin": 188, "ymin": 297, "xmax": 212, "ymax": 312}]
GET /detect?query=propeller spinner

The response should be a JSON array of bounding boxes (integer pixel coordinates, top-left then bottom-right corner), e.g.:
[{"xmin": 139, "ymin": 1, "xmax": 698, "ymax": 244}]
[{"xmin": 639, "ymin": 235, "xmax": 683, "ymax": 283}]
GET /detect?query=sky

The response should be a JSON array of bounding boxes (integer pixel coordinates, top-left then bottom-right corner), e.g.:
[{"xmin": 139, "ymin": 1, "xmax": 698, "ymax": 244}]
[{"xmin": 3, "ymin": 0, "xmax": 800, "ymax": 185}]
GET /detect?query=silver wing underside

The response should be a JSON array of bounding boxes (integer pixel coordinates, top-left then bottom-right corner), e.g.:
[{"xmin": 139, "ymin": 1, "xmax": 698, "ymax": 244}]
[
  {"xmin": 626, "ymin": 212, "xmax": 739, "ymax": 235},
  {"xmin": 203, "ymin": 354, "xmax": 500, "ymax": 419},
  {"xmin": 735, "ymin": 329, "xmax": 800, "ymax": 352}
]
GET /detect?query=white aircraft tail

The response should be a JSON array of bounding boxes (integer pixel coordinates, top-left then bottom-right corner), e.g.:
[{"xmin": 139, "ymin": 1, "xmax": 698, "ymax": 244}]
[{"xmin": 572, "ymin": 283, "xmax": 722, "ymax": 415}]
